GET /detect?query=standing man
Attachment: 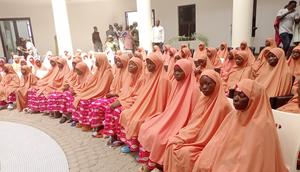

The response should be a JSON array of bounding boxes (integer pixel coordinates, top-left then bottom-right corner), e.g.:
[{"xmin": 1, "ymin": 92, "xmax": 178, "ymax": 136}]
[
  {"xmin": 277, "ymin": 1, "xmax": 300, "ymax": 55},
  {"xmin": 152, "ymin": 19, "xmax": 165, "ymax": 51},
  {"xmin": 92, "ymin": 26, "xmax": 103, "ymax": 52},
  {"xmin": 131, "ymin": 22, "xmax": 139, "ymax": 52}
]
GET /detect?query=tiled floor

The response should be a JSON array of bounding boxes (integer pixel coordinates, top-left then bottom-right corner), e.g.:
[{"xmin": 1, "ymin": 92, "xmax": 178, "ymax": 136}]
[{"xmin": 0, "ymin": 110, "xmax": 140, "ymax": 172}]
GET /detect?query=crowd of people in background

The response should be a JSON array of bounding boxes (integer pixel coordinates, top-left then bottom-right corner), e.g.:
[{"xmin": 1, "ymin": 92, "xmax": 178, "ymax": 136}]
[
  {"xmin": 0, "ymin": 33, "xmax": 298, "ymax": 171},
  {"xmin": 92, "ymin": 22, "xmax": 140, "ymax": 54}
]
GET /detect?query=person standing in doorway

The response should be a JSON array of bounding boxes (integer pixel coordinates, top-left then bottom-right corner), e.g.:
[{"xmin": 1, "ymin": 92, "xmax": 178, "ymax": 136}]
[
  {"xmin": 152, "ymin": 19, "xmax": 165, "ymax": 51},
  {"xmin": 131, "ymin": 22, "xmax": 139, "ymax": 52},
  {"xmin": 92, "ymin": 26, "xmax": 103, "ymax": 52},
  {"xmin": 277, "ymin": 0, "xmax": 300, "ymax": 55}
]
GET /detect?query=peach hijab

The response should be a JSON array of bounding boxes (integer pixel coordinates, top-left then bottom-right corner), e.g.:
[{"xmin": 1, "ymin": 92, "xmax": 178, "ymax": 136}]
[
  {"xmin": 62, "ymin": 57, "xmax": 83, "ymax": 89},
  {"xmin": 166, "ymin": 48, "xmax": 178, "ymax": 80},
  {"xmin": 278, "ymin": 80, "xmax": 300, "ymax": 113},
  {"xmin": 35, "ymin": 56, "xmax": 59, "ymax": 87},
  {"xmin": 138, "ymin": 59, "xmax": 201, "ymax": 165},
  {"xmin": 255, "ymin": 48, "xmax": 293, "ymax": 97},
  {"xmin": 109, "ymin": 53, "xmax": 129, "ymax": 95},
  {"xmin": 193, "ymin": 42, "xmax": 207, "ymax": 57},
  {"xmin": 0, "ymin": 64, "xmax": 20, "ymax": 101},
  {"xmin": 216, "ymin": 42, "xmax": 228, "ymax": 62},
  {"xmin": 221, "ymin": 49, "xmax": 237, "ymax": 80},
  {"xmin": 16, "ymin": 65, "xmax": 39, "ymax": 111},
  {"xmin": 118, "ymin": 57, "xmax": 144, "ymax": 109},
  {"xmin": 192, "ymin": 79, "xmax": 288, "ymax": 172},
  {"xmin": 72, "ymin": 62, "xmax": 93, "ymax": 91},
  {"xmin": 163, "ymin": 69, "xmax": 233, "ymax": 172},
  {"xmin": 73, "ymin": 53, "xmax": 113, "ymax": 107},
  {"xmin": 288, "ymin": 46, "xmax": 300, "ymax": 77},
  {"xmin": 119, "ymin": 52, "xmax": 172, "ymax": 139},
  {"xmin": 37, "ymin": 57, "xmax": 70, "ymax": 96},
  {"xmin": 207, "ymin": 47, "xmax": 222, "ymax": 68},
  {"xmin": 239, "ymin": 41, "xmax": 256, "ymax": 64},
  {"xmin": 223, "ymin": 51, "xmax": 253, "ymax": 92}
]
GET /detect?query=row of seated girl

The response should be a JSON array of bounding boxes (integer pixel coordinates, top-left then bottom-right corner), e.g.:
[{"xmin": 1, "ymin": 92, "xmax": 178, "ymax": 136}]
[{"xmin": 0, "ymin": 39, "xmax": 298, "ymax": 172}]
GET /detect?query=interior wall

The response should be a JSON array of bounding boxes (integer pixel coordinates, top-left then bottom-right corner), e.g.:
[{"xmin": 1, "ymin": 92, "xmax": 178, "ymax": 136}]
[
  {"xmin": 67, "ymin": 0, "xmax": 136, "ymax": 52},
  {"xmin": 0, "ymin": 2, "xmax": 56, "ymax": 57}
]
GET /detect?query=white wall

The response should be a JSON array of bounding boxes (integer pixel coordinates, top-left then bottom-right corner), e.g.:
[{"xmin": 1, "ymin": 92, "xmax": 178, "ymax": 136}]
[
  {"xmin": 67, "ymin": 0, "xmax": 136, "ymax": 52},
  {"xmin": 0, "ymin": 2, "xmax": 56, "ymax": 57},
  {"xmin": 0, "ymin": 0, "xmax": 290, "ymax": 55},
  {"xmin": 151, "ymin": 0, "xmax": 285, "ymax": 52}
]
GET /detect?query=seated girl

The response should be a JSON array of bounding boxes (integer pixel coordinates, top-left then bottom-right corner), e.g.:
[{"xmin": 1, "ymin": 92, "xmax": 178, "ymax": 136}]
[
  {"xmin": 192, "ymin": 79, "xmax": 288, "ymax": 172},
  {"xmin": 137, "ymin": 59, "xmax": 201, "ymax": 171},
  {"xmin": 163, "ymin": 69, "xmax": 232, "ymax": 172},
  {"xmin": 0, "ymin": 64, "xmax": 20, "ymax": 110}
]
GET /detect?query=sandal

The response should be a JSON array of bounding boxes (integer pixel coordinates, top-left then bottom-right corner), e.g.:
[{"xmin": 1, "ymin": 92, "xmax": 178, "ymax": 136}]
[
  {"xmin": 59, "ymin": 116, "xmax": 68, "ymax": 124},
  {"xmin": 120, "ymin": 145, "xmax": 131, "ymax": 153},
  {"xmin": 111, "ymin": 140, "xmax": 124, "ymax": 147}
]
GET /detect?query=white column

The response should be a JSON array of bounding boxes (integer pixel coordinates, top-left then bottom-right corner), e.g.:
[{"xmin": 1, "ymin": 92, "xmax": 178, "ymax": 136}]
[
  {"xmin": 136, "ymin": 0, "xmax": 153, "ymax": 53},
  {"xmin": 51, "ymin": 0, "xmax": 73, "ymax": 56},
  {"xmin": 231, "ymin": 0, "xmax": 254, "ymax": 48}
]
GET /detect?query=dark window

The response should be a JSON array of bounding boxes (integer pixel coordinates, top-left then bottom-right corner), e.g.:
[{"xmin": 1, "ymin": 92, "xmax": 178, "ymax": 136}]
[
  {"xmin": 178, "ymin": 4, "xmax": 196, "ymax": 38},
  {"xmin": 252, "ymin": 0, "xmax": 257, "ymax": 37}
]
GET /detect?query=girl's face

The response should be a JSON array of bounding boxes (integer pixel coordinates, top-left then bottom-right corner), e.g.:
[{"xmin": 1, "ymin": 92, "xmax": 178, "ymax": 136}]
[
  {"xmin": 75, "ymin": 68, "xmax": 83, "ymax": 75},
  {"xmin": 233, "ymin": 90, "xmax": 249, "ymax": 111},
  {"xmin": 128, "ymin": 61, "xmax": 138, "ymax": 74},
  {"xmin": 57, "ymin": 62, "xmax": 64, "ymax": 69},
  {"xmin": 291, "ymin": 49, "xmax": 300, "ymax": 60},
  {"xmin": 50, "ymin": 60, "xmax": 56, "ymax": 67},
  {"xmin": 235, "ymin": 55, "xmax": 244, "ymax": 66},
  {"xmin": 173, "ymin": 65, "xmax": 185, "ymax": 81},
  {"xmin": 199, "ymin": 75, "xmax": 216, "ymax": 96},
  {"xmin": 146, "ymin": 59, "xmax": 156, "ymax": 73},
  {"xmin": 267, "ymin": 52, "xmax": 279, "ymax": 67}
]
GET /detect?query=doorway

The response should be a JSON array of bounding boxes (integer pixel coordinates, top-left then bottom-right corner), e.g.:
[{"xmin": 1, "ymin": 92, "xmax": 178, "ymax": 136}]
[{"xmin": 0, "ymin": 18, "xmax": 34, "ymax": 61}]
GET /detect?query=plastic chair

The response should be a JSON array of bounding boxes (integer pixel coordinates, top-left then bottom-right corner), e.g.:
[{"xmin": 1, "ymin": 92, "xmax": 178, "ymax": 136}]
[{"xmin": 273, "ymin": 110, "xmax": 300, "ymax": 172}]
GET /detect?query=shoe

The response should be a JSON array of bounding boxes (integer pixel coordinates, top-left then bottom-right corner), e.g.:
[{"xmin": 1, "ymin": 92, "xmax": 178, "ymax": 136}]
[
  {"xmin": 71, "ymin": 121, "xmax": 78, "ymax": 127},
  {"xmin": 76, "ymin": 123, "xmax": 82, "ymax": 128},
  {"xmin": 54, "ymin": 112, "xmax": 62, "ymax": 118},
  {"xmin": 67, "ymin": 119, "xmax": 73, "ymax": 123},
  {"xmin": 0, "ymin": 105, "xmax": 7, "ymax": 110},
  {"xmin": 59, "ymin": 116, "xmax": 68, "ymax": 124},
  {"xmin": 120, "ymin": 145, "xmax": 131, "ymax": 153},
  {"xmin": 81, "ymin": 125, "xmax": 92, "ymax": 132},
  {"xmin": 7, "ymin": 104, "xmax": 14, "ymax": 111}
]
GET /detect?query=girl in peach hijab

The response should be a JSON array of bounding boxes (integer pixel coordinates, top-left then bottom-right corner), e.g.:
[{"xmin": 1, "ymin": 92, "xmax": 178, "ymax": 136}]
[
  {"xmin": 192, "ymin": 79, "xmax": 288, "ymax": 172},
  {"xmin": 33, "ymin": 57, "xmax": 48, "ymax": 79},
  {"xmin": 163, "ymin": 70, "xmax": 233, "ymax": 172},
  {"xmin": 193, "ymin": 54, "xmax": 214, "ymax": 81},
  {"xmin": 15, "ymin": 65, "xmax": 39, "ymax": 112},
  {"xmin": 216, "ymin": 42, "xmax": 228, "ymax": 63},
  {"xmin": 153, "ymin": 45, "xmax": 162, "ymax": 56},
  {"xmin": 96, "ymin": 57, "xmax": 143, "ymax": 142},
  {"xmin": 27, "ymin": 56, "xmax": 59, "ymax": 113},
  {"xmin": 0, "ymin": 64, "xmax": 20, "ymax": 110},
  {"xmin": 180, "ymin": 47, "xmax": 192, "ymax": 59},
  {"xmin": 278, "ymin": 80, "xmax": 300, "ymax": 113},
  {"xmin": 119, "ymin": 52, "xmax": 171, "ymax": 153},
  {"xmin": 288, "ymin": 46, "xmax": 300, "ymax": 77},
  {"xmin": 166, "ymin": 48, "xmax": 177, "ymax": 80},
  {"xmin": 28, "ymin": 57, "xmax": 70, "ymax": 114},
  {"xmin": 223, "ymin": 51, "xmax": 253, "ymax": 93},
  {"xmin": 220, "ymin": 49, "xmax": 237, "ymax": 80},
  {"xmin": 193, "ymin": 42, "xmax": 207, "ymax": 57},
  {"xmin": 255, "ymin": 48, "xmax": 293, "ymax": 97},
  {"xmin": 73, "ymin": 53, "xmax": 113, "ymax": 131},
  {"xmin": 239, "ymin": 41, "xmax": 256, "ymax": 64},
  {"xmin": 252, "ymin": 38, "xmax": 277, "ymax": 76},
  {"xmin": 47, "ymin": 57, "xmax": 82, "ymax": 121},
  {"xmin": 162, "ymin": 44, "xmax": 171, "ymax": 71},
  {"xmin": 68, "ymin": 62, "xmax": 93, "ymax": 125},
  {"xmin": 206, "ymin": 47, "xmax": 222, "ymax": 69},
  {"xmin": 89, "ymin": 53, "xmax": 129, "ymax": 136},
  {"xmin": 137, "ymin": 59, "xmax": 201, "ymax": 171}
]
